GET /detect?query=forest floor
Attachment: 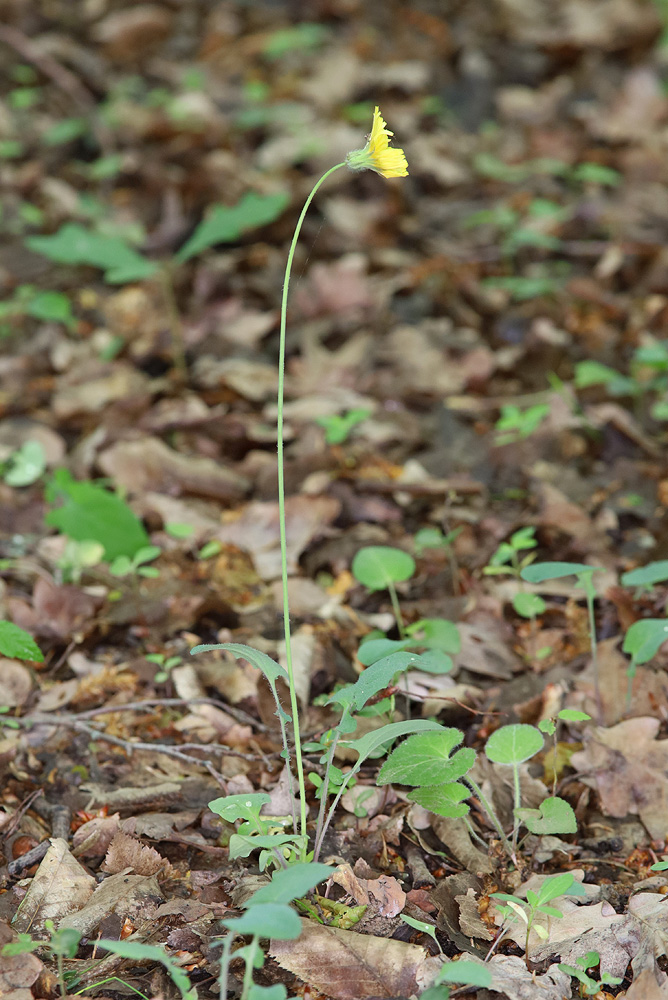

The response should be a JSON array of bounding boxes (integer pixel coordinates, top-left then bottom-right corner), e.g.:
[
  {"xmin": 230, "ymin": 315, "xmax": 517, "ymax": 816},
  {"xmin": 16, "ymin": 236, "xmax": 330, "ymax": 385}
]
[{"xmin": 2, "ymin": 1, "xmax": 668, "ymax": 998}]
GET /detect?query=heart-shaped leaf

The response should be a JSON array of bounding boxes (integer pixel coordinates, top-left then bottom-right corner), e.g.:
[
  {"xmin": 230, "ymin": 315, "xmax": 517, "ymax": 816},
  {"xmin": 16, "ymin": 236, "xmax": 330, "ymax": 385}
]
[
  {"xmin": 515, "ymin": 796, "xmax": 577, "ymax": 835},
  {"xmin": 484, "ymin": 724, "xmax": 543, "ymax": 765}
]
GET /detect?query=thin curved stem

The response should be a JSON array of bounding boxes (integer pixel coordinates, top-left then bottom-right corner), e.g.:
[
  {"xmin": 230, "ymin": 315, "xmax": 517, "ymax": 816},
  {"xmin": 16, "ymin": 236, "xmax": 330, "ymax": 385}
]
[{"xmin": 277, "ymin": 162, "xmax": 345, "ymax": 850}]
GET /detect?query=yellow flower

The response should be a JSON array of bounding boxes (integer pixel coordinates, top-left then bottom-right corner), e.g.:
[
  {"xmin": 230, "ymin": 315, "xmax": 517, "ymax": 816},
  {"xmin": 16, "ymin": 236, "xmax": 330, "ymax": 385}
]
[{"xmin": 346, "ymin": 106, "xmax": 408, "ymax": 178}]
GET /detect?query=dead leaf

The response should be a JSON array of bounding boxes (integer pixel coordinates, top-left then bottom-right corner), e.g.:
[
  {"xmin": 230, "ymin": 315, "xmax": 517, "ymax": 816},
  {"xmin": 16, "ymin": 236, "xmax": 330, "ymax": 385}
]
[
  {"xmin": 59, "ymin": 873, "xmax": 164, "ymax": 936},
  {"xmin": 270, "ymin": 917, "xmax": 433, "ymax": 1000},
  {"xmin": 331, "ymin": 863, "xmax": 406, "ymax": 918},
  {"xmin": 0, "ymin": 919, "xmax": 43, "ymax": 999},
  {"xmin": 0, "ymin": 660, "xmax": 33, "ymax": 706},
  {"xmin": 98, "ymin": 435, "xmax": 249, "ymax": 502},
  {"xmin": 216, "ymin": 495, "xmax": 340, "ymax": 580},
  {"xmin": 12, "ymin": 838, "xmax": 95, "ymax": 936},
  {"xmin": 571, "ymin": 717, "xmax": 668, "ymax": 838},
  {"xmin": 72, "ymin": 814, "xmax": 122, "ymax": 858},
  {"xmin": 102, "ymin": 831, "xmax": 169, "ymax": 876},
  {"xmin": 485, "ymin": 955, "xmax": 571, "ymax": 1000}
]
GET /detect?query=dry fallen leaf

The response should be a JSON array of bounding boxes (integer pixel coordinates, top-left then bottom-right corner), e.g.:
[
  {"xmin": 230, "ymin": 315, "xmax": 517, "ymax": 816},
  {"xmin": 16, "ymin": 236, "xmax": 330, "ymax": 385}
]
[
  {"xmin": 331, "ymin": 862, "xmax": 407, "ymax": 918},
  {"xmin": 12, "ymin": 838, "xmax": 95, "ymax": 935},
  {"xmin": 270, "ymin": 917, "xmax": 437, "ymax": 999},
  {"xmin": 102, "ymin": 831, "xmax": 169, "ymax": 876},
  {"xmin": 571, "ymin": 717, "xmax": 668, "ymax": 838},
  {"xmin": 59, "ymin": 873, "xmax": 164, "ymax": 936}
]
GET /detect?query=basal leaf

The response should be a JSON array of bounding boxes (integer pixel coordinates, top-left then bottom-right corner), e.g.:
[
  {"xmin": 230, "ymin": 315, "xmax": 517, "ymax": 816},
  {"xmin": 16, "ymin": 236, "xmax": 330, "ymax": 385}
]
[
  {"xmin": 407, "ymin": 781, "xmax": 471, "ymax": 818},
  {"xmin": 484, "ymin": 724, "xmax": 543, "ymax": 765},
  {"xmin": 377, "ymin": 730, "xmax": 475, "ymax": 786},
  {"xmin": 177, "ymin": 192, "xmax": 289, "ymax": 262},
  {"xmin": 515, "ymin": 796, "xmax": 577, "ymax": 835},
  {"xmin": 190, "ymin": 642, "xmax": 287, "ymax": 685},
  {"xmin": 351, "ymin": 546, "xmax": 415, "ymax": 592},
  {"xmin": 0, "ymin": 621, "xmax": 43, "ymax": 662}
]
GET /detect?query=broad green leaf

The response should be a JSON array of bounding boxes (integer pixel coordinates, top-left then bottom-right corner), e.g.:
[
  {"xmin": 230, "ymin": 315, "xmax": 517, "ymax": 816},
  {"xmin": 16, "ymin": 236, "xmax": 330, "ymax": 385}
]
[
  {"xmin": 536, "ymin": 872, "xmax": 575, "ymax": 905},
  {"xmin": 98, "ymin": 940, "xmax": 195, "ymax": 1000},
  {"xmin": 0, "ymin": 621, "xmax": 43, "ymax": 661},
  {"xmin": 208, "ymin": 793, "xmax": 270, "ymax": 824},
  {"xmin": 357, "ymin": 638, "xmax": 410, "ymax": 665},
  {"xmin": 341, "ymin": 719, "xmax": 444, "ymax": 765},
  {"xmin": 484, "ymin": 724, "xmax": 543, "ymax": 765},
  {"xmin": 621, "ymin": 561, "xmax": 668, "ymax": 588},
  {"xmin": 327, "ymin": 652, "xmax": 419, "ymax": 711},
  {"xmin": 557, "ymin": 709, "xmax": 591, "ymax": 722},
  {"xmin": 45, "ymin": 468, "xmax": 149, "ymax": 560},
  {"xmin": 413, "ymin": 649, "xmax": 453, "ymax": 674},
  {"xmin": 351, "ymin": 546, "xmax": 415, "ymax": 592},
  {"xmin": 434, "ymin": 960, "xmax": 492, "ymax": 988},
  {"xmin": 5, "ymin": 440, "xmax": 47, "ymax": 486},
  {"xmin": 190, "ymin": 642, "xmax": 287, "ymax": 685},
  {"xmin": 520, "ymin": 562, "xmax": 598, "ymax": 584},
  {"xmin": 408, "ymin": 781, "xmax": 471, "ymax": 818},
  {"xmin": 377, "ymin": 730, "xmax": 475, "ymax": 786},
  {"xmin": 515, "ymin": 796, "xmax": 577, "ymax": 835},
  {"xmin": 623, "ymin": 619, "xmax": 668, "ymax": 665},
  {"xmin": 177, "ymin": 192, "xmax": 289, "ymax": 262},
  {"xmin": 245, "ymin": 863, "xmax": 333, "ymax": 907},
  {"xmin": 512, "ymin": 592, "xmax": 546, "ymax": 618},
  {"xmin": 400, "ymin": 914, "xmax": 438, "ymax": 942},
  {"xmin": 229, "ymin": 833, "xmax": 300, "ymax": 860},
  {"xmin": 404, "ymin": 618, "xmax": 460, "ymax": 654},
  {"xmin": 248, "ymin": 985, "xmax": 292, "ymax": 1000},
  {"xmin": 223, "ymin": 902, "xmax": 301, "ymax": 940},
  {"xmin": 27, "ymin": 223, "xmax": 157, "ymax": 283},
  {"xmin": 25, "ymin": 290, "xmax": 73, "ymax": 326}
]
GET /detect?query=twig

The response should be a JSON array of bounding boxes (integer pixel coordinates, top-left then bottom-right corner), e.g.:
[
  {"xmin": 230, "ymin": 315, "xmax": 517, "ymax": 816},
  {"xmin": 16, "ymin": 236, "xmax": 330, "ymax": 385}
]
[{"xmin": 70, "ymin": 696, "xmax": 269, "ymax": 732}]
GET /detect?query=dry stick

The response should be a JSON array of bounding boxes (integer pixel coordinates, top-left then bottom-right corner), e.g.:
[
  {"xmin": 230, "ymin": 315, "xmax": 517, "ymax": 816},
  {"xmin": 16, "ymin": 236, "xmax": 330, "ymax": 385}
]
[{"xmin": 71, "ymin": 696, "xmax": 268, "ymax": 732}]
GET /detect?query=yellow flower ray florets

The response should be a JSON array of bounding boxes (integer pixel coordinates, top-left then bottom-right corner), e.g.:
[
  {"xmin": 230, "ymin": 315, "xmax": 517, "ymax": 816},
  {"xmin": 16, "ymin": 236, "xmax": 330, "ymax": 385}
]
[{"xmin": 346, "ymin": 106, "xmax": 408, "ymax": 178}]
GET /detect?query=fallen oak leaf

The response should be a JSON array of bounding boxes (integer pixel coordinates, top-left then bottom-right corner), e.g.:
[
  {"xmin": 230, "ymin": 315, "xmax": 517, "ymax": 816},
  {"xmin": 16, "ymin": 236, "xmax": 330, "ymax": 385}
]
[
  {"xmin": 570, "ymin": 717, "xmax": 668, "ymax": 838},
  {"xmin": 270, "ymin": 917, "xmax": 438, "ymax": 1000},
  {"xmin": 330, "ymin": 863, "xmax": 406, "ymax": 917}
]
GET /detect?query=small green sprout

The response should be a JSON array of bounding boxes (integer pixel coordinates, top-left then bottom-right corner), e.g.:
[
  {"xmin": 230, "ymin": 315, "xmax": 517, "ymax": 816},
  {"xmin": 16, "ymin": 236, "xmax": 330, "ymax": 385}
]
[
  {"xmin": 491, "ymin": 872, "xmax": 585, "ymax": 966},
  {"xmin": 109, "ymin": 545, "xmax": 161, "ymax": 579},
  {"xmin": 558, "ymin": 950, "xmax": 623, "ymax": 995},
  {"xmin": 315, "ymin": 408, "xmax": 371, "ymax": 444},
  {"xmin": 495, "ymin": 403, "xmax": 550, "ymax": 445},
  {"xmin": 484, "ymin": 526, "xmax": 538, "ymax": 579}
]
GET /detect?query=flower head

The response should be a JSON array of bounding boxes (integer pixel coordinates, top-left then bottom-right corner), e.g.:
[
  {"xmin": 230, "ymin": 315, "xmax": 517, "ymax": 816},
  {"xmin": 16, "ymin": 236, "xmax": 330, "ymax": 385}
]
[{"xmin": 346, "ymin": 106, "xmax": 408, "ymax": 179}]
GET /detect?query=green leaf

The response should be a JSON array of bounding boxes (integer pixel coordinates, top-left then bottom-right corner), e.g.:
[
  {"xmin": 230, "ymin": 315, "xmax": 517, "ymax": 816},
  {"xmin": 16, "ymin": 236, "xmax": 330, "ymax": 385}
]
[
  {"xmin": 400, "ymin": 914, "xmax": 438, "ymax": 942},
  {"xmin": 97, "ymin": 940, "xmax": 195, "ymax": 1000},
  {"xmin": 177, "ymin": 192, "xmax": 289, "ymax": 262},
  {"xmin": 4, "ymin": 440, "xmax": 47, "ymax": 486},
  {"xmin": 223, "ymin": 902, "xmax": 301, "ymax": 940},
  {"xmin": 351, "ymin": 546, "xmax": 416, "ymax": 592},
  {"xmin": 623, "ymin": 619, "xmax": 668, "ymax": 665},
  {"xmin": 245, "ymin": 863, "xmax": 333, "ymax": 907},
  {"xmin": 484, "ymin": 724, "xmax": 543, "ymax": 765},
  {"xmin": 45, "ymin": 469, "xmax": 149, "ymax": 560},
  {"xmin": 25, "ymin": 291, "xmax": 73, "ymax": 326},
  {"xmin": 408, "ymin": 781, "xmax": 471, "ymax": 818},
  {"xmin": 1, "ymin": 933, "xmax": 42, "ymax": 955},
  {"xmin": 190, "ymin": 642, "xmax": 287, "ymax": 686},
  {"xmin": 341, "ymin": 719, "xmax": 444, "ymax": 765},
  {"xmin": 413, "ymin": 650, "xmax": 453, "ymax": 674},
  {"xmin": 377, "ymin": 730, "xmax": 475, "ymax": 786},
  {"xmin": 357, "ymin": 638, "xmax": 411, "ymax": 665},
  {"xmin": 328, "ymin": 651, "xmax": 420, "ymax": 712},
  {"xmin": 520, "ymin": 562, "xmax": 597, "ymax": 583},
  {"xmin": 512, "ymin": 592, "xmax": 546, "ymax": 618},
  {"xmin": 27, "ymin": 224, "xmax": 157, "ymax": 283},
  {"xmin": 574, "ymin": 360, "xmax": 623, "ymax": 388},
  {"xmin": 248, "ymin": 985, "xmax": 291, "ymax": 1000},
  {"xmin": 208, "ymin": 793, "xmax": 271, "ymax": 824},
  {"xmin": 536, "ymin": 872, "xmax": 575, "ymax": 905},
  {"xmin": 404, "ymin": 618, "xmax": 460, "ymax": 654},
  {"xmin": 434, "ymin": 960, "xmax": 492, "ymax": 988},
  {"xmin": 557, "ymin": 709, "xmax": 591, "ymax": 722},
  {"xmin": 0, "ymin": 621, "xmax": 43, "ymax": 661},
  {"xmin": 229, "ymin": 833, "xmax": 301, "ymax": 861},
  {"xmin": 621, "ymin": 561, "xmax": 668, "ymax": 588},
  {"xmin": 515, "ymin": 796, "xmax": 577, "ymax": 835}
]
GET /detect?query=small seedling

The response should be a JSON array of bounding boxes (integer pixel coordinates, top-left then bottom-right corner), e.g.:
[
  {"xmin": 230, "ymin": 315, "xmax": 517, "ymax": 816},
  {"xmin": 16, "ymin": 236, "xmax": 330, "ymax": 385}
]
[
  {"xmin": 146, "ymin": 652, "xmax": 182, "ymax": 682},
  {"xmin": 315, "ymin": 407, "xmax": 371, "ymax": 444},
  {"xmin": 539, "ymin": 709, "xmax": 591, "ymax": 795},
  {"xmin": 57, "ymin": 539, "xmax": 105, "ymax": 584},
  {"xmin": 109, "ymin": 545, "xmax": 161, "ymax": 579},
  {"xmin": 98, "ymin": 940, "xmax": 196, "ymax": 1000},
  {"xmin": 623, "ymin": 618, "xmax": 668, "ymax": 709},
  {"xmin": 558, "ymin": 950, "xmax": 623, "ymax": 995},
  {"xmin": 520, "ymin": 563, "xmax": 604, "ymax": 718},
  {"xmin": 484, "ymin": 724, "xmax": 544, "ymax": 855},
  {"xmin": 352, "ymin": 545, "xmax": 416, "ymax": 637},
  {"xmin": 484, "ymin": 527, "xmax": 538, "ymax": 579},
  {"xmin": 494, "ymin": 403, "xmax": 550, "ymax": 445},
  {"xmin": 2, "ymin": 919, "xmax": 82, "ymax": 998},
  {"xmin": 491, "ymin": 872, "xmax": 585, "ymax": 965}
]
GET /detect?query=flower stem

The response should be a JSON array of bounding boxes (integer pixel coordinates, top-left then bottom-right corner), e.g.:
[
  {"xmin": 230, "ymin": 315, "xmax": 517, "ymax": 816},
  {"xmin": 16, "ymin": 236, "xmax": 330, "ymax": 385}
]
[{"xmin": 278, "ymin": 162, "xmax": 345, "ymax": 849}]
